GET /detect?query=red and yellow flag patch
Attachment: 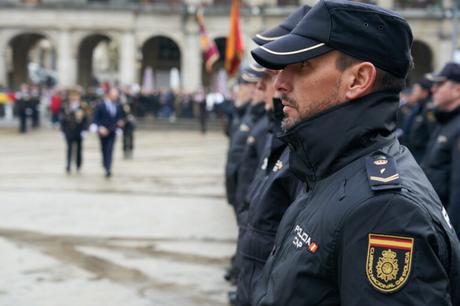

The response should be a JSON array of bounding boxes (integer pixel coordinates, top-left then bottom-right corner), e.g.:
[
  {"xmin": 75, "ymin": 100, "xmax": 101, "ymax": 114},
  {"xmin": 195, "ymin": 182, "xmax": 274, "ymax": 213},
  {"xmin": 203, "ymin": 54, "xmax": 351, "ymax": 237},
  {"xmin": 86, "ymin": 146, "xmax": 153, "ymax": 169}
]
[{"xmin": 366, "ymin": 234, "xmax": 414, "ymax": 293}]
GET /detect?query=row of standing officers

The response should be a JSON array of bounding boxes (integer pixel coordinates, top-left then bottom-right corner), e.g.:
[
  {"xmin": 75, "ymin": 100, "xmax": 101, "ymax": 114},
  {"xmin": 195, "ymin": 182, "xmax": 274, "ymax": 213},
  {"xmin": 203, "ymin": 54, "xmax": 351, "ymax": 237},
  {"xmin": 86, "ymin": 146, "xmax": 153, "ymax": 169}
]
[{"xmin": 224, "ymin": 1, "xmax": 460, "ymax": 306}]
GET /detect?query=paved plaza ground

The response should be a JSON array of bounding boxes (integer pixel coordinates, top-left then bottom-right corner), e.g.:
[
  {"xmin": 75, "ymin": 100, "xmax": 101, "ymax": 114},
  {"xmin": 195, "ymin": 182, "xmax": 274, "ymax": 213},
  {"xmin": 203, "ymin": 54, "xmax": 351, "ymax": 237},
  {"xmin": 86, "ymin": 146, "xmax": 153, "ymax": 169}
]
[{"xmin": 0, "ymin": 125, "xmax": 237, "ymax": 306}]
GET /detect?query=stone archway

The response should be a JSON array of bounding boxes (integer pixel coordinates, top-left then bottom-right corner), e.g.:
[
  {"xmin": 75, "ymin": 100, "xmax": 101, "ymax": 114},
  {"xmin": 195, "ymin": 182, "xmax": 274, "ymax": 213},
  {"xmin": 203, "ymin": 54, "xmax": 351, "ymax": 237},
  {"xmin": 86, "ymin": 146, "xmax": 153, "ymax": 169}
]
[
  {"xmin": 78, "ymin": 34, "xmax": 118, "ymax": 89},
  {"xmin": 201, "ymin": 37, "xmax": 226, "ymax": 91},
  {"xmin": 410, "ymin": 40, "xmax": 434, "ymax": 84},
  {"xmin": 140, "ymin": 35, "xmax": 181, "ymax": 90},
  {"xmin": 7, "ymin": 33, "xmax": 56, "ymax": 89}
]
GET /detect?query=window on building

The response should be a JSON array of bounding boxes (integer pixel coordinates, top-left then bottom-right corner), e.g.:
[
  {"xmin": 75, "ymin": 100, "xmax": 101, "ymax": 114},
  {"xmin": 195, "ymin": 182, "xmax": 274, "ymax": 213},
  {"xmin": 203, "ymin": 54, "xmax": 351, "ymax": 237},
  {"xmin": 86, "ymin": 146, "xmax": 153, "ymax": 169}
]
[{"xmin": 158, "ymin": 38, "xmax": 181, "ymax": 61}]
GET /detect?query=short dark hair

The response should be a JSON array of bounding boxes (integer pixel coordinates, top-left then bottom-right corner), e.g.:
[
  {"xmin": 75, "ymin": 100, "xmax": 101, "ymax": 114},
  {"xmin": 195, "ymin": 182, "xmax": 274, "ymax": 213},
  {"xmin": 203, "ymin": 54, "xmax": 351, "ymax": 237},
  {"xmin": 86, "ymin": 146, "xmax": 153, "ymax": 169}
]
[{"xmin": 335, "ymin": 52, "xmax": 409, "ymax": 92}]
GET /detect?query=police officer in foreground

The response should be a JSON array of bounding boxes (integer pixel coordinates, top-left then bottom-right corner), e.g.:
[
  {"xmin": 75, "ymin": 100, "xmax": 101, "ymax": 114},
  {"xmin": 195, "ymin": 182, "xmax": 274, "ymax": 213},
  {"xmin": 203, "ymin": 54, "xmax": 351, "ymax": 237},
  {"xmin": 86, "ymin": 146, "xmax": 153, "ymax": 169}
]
[
  {"xmin": 235, "ymin": 6, "xmax": 310, "ymax": 306},
  {"xmin": 422, "ymin": 62, "xmax": 460, "ymax": 238},
  {"xmin": 250, "ymin": 0, "xmax": 460, "ymax": 305}
]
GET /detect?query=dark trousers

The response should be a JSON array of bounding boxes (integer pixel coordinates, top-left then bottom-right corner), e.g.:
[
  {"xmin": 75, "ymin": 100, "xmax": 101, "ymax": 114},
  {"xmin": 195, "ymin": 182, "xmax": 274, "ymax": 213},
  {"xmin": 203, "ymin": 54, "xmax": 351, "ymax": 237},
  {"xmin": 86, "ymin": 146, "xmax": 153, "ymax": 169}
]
[
  {"xmin": 123, "ymin": 129, "xmax": 134, "ymax": 154},
  {"xmin": 99, "ymin": 133, "xmax": 116, "ymax": 172},
  {"xmin": 66, "ymin": 138, "xmax": 83, "ymax": 170},
  {"xmin": 19, "ymin": 113, "xmax": 27, "ymax": 133}
]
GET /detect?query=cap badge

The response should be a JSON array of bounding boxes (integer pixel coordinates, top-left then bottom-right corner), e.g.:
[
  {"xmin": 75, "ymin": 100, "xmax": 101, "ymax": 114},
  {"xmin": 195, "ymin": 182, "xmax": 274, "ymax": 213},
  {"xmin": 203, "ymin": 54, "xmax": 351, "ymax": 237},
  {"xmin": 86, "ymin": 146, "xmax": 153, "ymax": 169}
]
[
  {"xmin": 437, "ymin": 135, "xmax": 448, "ymax": 144},
  {"xmin": 272, "ymin": 160, "xmax": 283, "ymax": 172},
  {"xmin": 374, "ymin": 159, "xmax": 388, "ymax": 166},
  {"xmin": 261, "ymin": 158, "xmax": 268, "ymax": 170},
  {"xmin": 239, "ymin": 124, "xmax": 250, "ymax": 132}
]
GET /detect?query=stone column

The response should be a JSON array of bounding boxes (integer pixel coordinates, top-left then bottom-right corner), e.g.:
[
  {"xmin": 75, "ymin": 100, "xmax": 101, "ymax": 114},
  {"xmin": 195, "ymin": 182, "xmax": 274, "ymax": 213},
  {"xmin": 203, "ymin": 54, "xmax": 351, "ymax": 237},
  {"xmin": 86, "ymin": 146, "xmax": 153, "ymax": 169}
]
[
  {"xmin": 182, "ymin": 33, "xmax": 202, "ymax": 91},
  {"xmin": 57, "ymin": 30, "xmax": 77, "ymax": 87},
  {"xmin": 0, "ymin": 47, "xmax": 6, "ymax": 87},
  {"xmin": 119, "ymin": 31, "xmax": 137, "ymax": 86}
]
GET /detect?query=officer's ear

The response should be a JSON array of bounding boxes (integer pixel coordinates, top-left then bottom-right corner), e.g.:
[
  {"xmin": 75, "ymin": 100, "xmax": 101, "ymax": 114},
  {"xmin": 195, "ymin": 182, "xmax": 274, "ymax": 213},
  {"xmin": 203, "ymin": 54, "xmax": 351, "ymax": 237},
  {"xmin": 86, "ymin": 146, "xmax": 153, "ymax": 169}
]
[
  {"xmin": 453, "ymin": 82, "xmax": 460, "ymax": 99},
  {"xmin": 343, "ymin": 62, "xmax": 377, "ymax": 101}
]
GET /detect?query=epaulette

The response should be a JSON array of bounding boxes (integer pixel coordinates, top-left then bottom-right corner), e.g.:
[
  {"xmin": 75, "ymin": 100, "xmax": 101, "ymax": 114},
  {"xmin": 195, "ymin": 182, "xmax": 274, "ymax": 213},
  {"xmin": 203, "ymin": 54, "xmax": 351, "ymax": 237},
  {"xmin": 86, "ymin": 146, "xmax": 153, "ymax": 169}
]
[{"xmin": 365, "ymin": 151, "xmax": 401, "ymax": 191}]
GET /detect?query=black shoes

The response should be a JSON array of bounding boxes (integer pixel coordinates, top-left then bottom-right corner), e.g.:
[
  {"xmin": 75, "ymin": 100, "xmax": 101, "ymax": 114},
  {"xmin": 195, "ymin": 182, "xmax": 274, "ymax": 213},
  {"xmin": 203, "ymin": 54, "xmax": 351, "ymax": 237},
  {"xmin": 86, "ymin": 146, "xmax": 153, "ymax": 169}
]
[{"xmin": 228, "ymin": 291, "xmax": 237, "ymax": 306}]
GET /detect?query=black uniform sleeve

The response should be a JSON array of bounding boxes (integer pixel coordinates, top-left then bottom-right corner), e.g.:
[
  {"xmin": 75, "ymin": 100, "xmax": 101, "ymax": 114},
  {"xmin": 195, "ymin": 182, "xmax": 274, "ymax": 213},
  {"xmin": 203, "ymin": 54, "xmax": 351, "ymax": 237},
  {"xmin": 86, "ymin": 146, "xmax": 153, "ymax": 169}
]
[
  {"xmin": 448, "ymin": 135, "xmax": 460, "ymax": 237},
  {"xmin": 338, "ymin": 193, "xmax": 453, "ymax": 306}
]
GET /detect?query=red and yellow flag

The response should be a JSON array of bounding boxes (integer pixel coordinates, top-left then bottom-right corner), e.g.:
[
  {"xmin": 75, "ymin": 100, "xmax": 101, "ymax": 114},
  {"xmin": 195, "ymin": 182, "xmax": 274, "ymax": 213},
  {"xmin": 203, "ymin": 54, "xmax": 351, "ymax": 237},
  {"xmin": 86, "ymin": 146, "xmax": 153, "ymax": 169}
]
[
  {"xmin": 225, "ymin": 0, "xmax": 244, "ymax": 77},
  {"xmin": 197, "ymin": 11, "xmax": 220, "ymax": 73}
]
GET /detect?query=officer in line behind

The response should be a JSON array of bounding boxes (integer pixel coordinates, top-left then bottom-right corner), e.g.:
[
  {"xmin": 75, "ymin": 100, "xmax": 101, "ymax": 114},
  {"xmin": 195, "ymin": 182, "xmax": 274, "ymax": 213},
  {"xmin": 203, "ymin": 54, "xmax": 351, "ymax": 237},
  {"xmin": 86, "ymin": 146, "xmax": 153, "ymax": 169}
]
[
  {"xmin": 225, "ymin": 68, "xmax": 263, "ymax": 208},
  {"xmin": 233, "ymin": 64, "xmax": 273, "ymax": 229},
  {"xmin": 400, "ymin": 77, "xmax": 436, "ymax": 163},
  {"xmin": 235, "ymin": 6, "xmax": 310, "ymax": 306},
  {"xmin": 91, "ymin": 87, "xmax": 124, "ymax": 178},
  {"xmin": 230, "ymin": 63, "xmax": 276, "ymax": 305},
  {"xmin": 422, "ymin": 62, "xmax": 460, "ymax": 238},
  {"xmin": 250, "ymin": 0, "xmax": 460, "ymax": 305},
  {"xmin": 224, "ymin": 67, "xmax": 263, "ymax": 284}
]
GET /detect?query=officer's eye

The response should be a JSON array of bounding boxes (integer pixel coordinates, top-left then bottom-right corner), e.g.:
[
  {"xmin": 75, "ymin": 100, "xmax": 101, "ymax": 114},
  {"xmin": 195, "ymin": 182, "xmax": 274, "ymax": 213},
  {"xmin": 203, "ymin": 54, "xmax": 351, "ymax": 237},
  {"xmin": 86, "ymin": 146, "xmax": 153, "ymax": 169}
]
[{"xmin": 299, "ymin": 61, "xmax": 311, "ymax": 70}]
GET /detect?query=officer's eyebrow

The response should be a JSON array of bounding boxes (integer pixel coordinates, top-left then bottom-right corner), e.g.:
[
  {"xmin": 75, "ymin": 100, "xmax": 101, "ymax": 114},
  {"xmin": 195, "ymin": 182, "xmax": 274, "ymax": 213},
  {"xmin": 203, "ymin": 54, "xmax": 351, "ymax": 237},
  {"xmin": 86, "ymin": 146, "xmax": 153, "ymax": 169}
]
[{"xmin": 299, "ymin": 60, "xmax": 312, "ymax": 69}]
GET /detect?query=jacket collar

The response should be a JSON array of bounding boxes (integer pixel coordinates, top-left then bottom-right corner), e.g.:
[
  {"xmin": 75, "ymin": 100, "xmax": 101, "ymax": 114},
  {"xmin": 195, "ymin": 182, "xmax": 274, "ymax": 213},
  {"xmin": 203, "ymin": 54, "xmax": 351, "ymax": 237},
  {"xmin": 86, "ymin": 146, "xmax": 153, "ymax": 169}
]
[
  {"xmin": 236, "ymin": 103, "xmax": 249, "ymax": 118},
  {"xmin": 268, "ymin": 97, "xmax": 286, "ymax": 151},
  {"xmin": 250, "ymin": 101, "xmax": 266, "ymax": 121},
  {"xmin": 279, "ymin": 90, "xmax": 399, "ymax": 184},
  {"xmin": 434, "ymin": 106, "xmax": 460, "ymax": 124}
]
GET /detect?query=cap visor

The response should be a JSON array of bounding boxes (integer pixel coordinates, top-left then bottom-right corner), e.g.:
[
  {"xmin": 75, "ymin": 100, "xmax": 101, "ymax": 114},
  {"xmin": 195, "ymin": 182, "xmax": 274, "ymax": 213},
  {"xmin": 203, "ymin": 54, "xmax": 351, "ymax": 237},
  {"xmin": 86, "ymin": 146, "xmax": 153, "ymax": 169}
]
[
  {"xmin": 425, "ymin": 73, "xmax": 446, "ymax": 83},
  {"xmin": 252, "ymin": 25, "xmax": 290, "ymax": 46},
  {"xmin": 241, "ymin": 73, "xmax": 261, "ymax": 83},
  {"xmin": 251, "ymin": 33, "xmax": 333, "ymax": 70}
]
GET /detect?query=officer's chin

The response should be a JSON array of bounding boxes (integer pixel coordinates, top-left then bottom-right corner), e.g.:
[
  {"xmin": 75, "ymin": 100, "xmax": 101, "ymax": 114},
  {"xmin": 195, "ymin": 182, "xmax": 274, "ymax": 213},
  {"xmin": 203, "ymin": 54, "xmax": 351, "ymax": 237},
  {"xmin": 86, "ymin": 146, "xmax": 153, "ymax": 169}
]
[{"xmin": 281, "ymin": 116, "xmax": 299, "ymax": 133}]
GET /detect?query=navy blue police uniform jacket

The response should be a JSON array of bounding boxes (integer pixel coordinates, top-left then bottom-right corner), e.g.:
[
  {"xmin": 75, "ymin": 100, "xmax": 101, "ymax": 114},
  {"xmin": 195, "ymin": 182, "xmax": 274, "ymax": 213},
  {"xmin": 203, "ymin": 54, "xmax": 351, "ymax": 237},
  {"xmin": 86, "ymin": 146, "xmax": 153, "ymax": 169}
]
[
  {"xmin": 422, "ymin": 107, "xmax": 460, "ymax": 238},
  {"xmin": 236, "ymin": 108, "xmax": 303, "ymax": 306},
  {"xmin": 252, "ymin": 91, "xmax": 460, "ymax": 306},
  {"xmin": 235, "ymin": 109, "xmax": 270, "ymax": 226},
  {"xmin": 225, "ymin": 103, "xmax": 261, "ymax": 206}
]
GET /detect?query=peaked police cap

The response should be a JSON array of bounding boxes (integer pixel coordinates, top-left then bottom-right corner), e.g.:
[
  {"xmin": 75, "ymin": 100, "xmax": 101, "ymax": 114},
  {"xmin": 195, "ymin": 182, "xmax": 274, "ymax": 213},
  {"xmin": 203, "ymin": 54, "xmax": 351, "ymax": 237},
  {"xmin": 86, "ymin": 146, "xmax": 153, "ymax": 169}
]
[
  {"xmin": 251, "ymin": 0, "xmax": 413, "ymax": 78},
  {"xmin": 238, "ymin": 63, "xmax": 267, "ymax": 84},
  {"xmin": 426, "ymin": 62, "xmax": 460, "ymax": 84},
  {"xmin": 252, "ymin": 5, "xmax": 311, "ymax": 46}
]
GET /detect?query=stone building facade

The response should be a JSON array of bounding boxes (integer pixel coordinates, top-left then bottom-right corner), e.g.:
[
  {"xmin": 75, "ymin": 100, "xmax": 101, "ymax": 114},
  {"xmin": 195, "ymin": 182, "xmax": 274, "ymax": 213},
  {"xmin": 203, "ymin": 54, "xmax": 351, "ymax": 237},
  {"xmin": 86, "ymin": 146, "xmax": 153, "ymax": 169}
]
[{"xmin": 0, "ymin": 0, "xmax": 456, "ymax": 90}]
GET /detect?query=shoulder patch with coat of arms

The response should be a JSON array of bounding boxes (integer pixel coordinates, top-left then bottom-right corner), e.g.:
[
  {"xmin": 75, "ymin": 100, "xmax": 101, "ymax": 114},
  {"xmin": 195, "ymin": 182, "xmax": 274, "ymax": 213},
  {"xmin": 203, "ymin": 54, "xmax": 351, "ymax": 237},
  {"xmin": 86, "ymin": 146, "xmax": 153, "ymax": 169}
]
[{"xmin": 366, "ymin": 233, "xmax": 414, "ymax": 293}]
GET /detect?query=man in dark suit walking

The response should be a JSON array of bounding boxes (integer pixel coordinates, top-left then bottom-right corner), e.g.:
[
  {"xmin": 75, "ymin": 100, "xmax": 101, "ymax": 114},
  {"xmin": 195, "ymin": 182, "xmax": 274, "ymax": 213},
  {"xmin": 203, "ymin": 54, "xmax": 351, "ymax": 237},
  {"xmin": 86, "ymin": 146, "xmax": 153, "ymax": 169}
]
[{"xmin": 92, "ymin": 87, "xmax": 124, "ymax": 178}]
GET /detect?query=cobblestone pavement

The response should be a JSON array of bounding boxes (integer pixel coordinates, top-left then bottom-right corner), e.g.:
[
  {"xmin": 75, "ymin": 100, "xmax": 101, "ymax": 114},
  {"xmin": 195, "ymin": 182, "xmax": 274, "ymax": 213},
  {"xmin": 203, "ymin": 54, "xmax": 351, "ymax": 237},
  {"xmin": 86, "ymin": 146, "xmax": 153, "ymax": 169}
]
[{"xmin": 0, "ymin": 126, "xmax": 237, "ymax": 306}]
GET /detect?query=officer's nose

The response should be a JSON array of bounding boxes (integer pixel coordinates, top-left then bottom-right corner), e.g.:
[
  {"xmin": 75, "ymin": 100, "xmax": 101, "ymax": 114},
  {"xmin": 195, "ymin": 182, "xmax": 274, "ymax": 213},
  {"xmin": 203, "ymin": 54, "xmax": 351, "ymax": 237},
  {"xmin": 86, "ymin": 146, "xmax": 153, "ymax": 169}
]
[{"xmin": 274, "ymin": 69, "xmax": 291, "ymax": 94}]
